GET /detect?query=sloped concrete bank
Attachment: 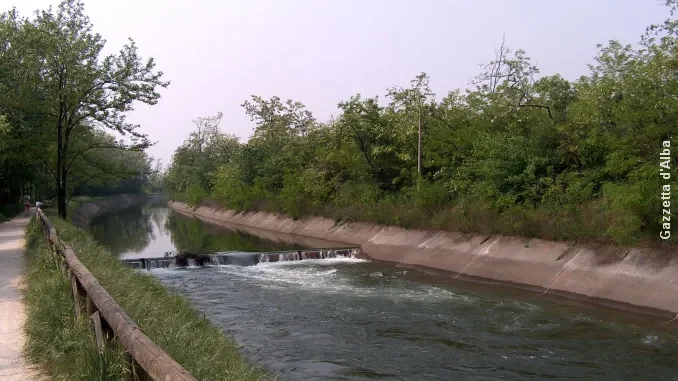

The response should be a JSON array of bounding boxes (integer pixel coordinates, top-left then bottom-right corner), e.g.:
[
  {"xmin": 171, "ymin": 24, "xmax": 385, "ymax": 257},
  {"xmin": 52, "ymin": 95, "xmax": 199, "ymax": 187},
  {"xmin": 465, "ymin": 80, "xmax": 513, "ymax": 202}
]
[
  {"xmin": 169, "ymin": 201, "xmax": 678, "ymax": 320},
  {"xmin": 71, "ymin": 194, "xmax": 168, "ymax": 228}
]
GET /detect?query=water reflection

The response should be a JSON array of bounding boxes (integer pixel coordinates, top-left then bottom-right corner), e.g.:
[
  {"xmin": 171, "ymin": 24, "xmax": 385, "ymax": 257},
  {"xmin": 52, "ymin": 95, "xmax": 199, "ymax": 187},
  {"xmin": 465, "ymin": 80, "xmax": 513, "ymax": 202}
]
[
  {"xmin": 165, "ymin": 209, "xmax": 304, "ymax": 254},
  {"xmin": 89, "ymin": 204, "xmax": 165, "ymax": 255},
  {"xmin": 89, "ymin": 204, "xmax": 304, "ymax": 259}
]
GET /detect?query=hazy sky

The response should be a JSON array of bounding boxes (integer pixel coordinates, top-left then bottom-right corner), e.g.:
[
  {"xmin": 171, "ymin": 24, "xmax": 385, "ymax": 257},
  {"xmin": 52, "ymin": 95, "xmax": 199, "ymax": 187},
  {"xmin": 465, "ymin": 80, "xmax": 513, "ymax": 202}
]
[{"xmin": 4, "ymin": 0, "xmax": 670, "ymax": 164}]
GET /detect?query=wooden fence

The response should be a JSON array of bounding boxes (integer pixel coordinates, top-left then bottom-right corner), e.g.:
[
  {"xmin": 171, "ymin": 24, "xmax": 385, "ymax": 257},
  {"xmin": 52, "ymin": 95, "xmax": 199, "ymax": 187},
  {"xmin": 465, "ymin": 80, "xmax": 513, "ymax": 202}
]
[{"xmin": 37, "ymin": 210, "xmax": 197, "ymax": 381}]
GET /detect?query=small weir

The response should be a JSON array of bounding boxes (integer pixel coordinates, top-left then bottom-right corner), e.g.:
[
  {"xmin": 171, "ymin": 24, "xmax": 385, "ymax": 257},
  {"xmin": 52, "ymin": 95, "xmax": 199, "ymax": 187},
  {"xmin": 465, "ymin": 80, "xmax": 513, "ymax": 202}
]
[{"xmin": 121, "ymin": 247, "xmax": 361, "ymax": 271}]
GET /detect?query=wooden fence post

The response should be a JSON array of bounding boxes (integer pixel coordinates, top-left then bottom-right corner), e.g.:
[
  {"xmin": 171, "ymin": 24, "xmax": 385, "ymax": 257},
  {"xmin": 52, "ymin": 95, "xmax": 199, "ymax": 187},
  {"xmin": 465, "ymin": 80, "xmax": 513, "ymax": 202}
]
[
  {"xmin": 70, "ymin": 273, "xmax": 82, "ymax": 318},
  {"xmin": 124, "ymin": 352, "xmax": 151, "ymax": 381},
  {"xmin": 133, "ymin": 357, "xmax": 151, "ymax": 381},
  {"xmin": 86, "ymin": 295, "xmax": 96, "ymax": 316},
  {"xmin": 60, "ymin": 257, "xmax": 67, "ymax": 277},
  {"xmin": 90, "ymin": 311, "xmax": 105, "ymax": 351},
  {"xmin": 49, "ymin": 243, "xmax": 60, "ymax": 270}
]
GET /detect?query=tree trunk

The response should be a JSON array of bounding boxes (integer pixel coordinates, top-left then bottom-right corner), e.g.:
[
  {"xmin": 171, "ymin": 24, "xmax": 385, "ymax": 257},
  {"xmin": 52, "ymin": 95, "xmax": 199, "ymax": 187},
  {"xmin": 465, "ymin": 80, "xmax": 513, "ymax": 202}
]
[
  {"xmin": 58, "ymin": 172, "xmax": 67, "ymax": 218},
  {"xmin": 57, "ymin": 115, "xmax": 66, "ymax": 218},
  {"xmin": 60, "ymin": 126, "xmax": 73, "ymax": 219}
]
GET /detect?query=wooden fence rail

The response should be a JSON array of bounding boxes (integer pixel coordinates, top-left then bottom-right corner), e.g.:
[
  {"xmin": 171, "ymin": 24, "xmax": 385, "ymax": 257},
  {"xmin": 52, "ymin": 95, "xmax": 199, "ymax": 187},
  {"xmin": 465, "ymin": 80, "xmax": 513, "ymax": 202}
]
[{"xmin": 37, "ymin": 209, "xmax": 198, "ymax": 381}]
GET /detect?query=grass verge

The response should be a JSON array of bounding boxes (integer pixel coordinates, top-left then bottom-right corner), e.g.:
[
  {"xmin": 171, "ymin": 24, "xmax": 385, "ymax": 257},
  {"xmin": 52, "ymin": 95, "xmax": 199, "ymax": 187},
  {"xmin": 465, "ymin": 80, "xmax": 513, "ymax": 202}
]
[
  {"xmin": 24, "ymin": 215, "xmax": 271, "ymax": 381},
  {"xmin": 24, "ymin": 218, "xmax": 127, "ymax": 380}
]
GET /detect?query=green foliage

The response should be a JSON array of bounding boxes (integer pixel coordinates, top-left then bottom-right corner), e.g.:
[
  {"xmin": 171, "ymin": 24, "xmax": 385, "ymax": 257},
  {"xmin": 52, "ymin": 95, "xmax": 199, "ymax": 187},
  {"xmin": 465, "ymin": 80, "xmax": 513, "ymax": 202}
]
[
  {"xmin": 164, "ymin": 4, "xmax": 678, "ymax": 246},
  {"xmin": 164, "ymin": 113, "xmax": 240, "ymax": 202},
  {"xmin": 276, "ymin": 168, "xmax": 333, "ymax": 218},
  {"xmin": 0, "ymin": 0, "xmax": 168, "ymax": 217},
  {"xmin": 212, "ymin": 165, "xmax": 250, "ymax": 209},
  {"xmin": 184, "ymin": 183, "xmax": 209, "ymax": 206}
]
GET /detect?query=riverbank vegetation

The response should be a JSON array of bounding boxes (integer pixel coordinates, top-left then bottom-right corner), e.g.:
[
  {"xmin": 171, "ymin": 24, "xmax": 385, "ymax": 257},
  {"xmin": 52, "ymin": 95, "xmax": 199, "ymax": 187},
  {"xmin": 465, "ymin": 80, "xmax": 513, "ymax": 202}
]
[
  {"xmin": 23, "ymin": 219, "xmax": 127, "ymax": 380},
  {"xmin": 25, "ymin": 214, "xmax": 270, "ymax": 380},
  {"xmin": 166, "ymin": 2, "xmax": 678, "ymax": 246},
  {"xmin": 0, "ymin": 0, "xmax": 165, "ymax": 217}
]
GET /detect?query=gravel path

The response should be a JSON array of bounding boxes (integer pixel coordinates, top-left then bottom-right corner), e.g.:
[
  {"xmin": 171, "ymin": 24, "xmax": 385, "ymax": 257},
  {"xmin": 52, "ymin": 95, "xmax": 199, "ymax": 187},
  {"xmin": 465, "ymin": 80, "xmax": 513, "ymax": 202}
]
[{"xmin": 0, "ymin": 210, "xmax": 41, "ymax": 380}]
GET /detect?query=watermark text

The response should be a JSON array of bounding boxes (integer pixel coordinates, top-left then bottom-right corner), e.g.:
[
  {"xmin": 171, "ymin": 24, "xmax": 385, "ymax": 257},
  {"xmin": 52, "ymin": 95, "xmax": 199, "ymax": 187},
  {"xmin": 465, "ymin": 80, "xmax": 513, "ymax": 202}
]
[{"xmin": 660, "ymin": 140, "xmax": 671, "ymax": 240}]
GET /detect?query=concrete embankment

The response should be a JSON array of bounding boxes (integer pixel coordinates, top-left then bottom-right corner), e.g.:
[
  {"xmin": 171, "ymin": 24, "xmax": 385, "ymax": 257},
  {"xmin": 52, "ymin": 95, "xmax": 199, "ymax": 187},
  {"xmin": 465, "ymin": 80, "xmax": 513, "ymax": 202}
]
[
  {"xmin": 168, "ymin": 201, "xmax": 678, "ymax": 319},
  {"xmin": 70, "ymin": 194, "xmax": 168, "ymax": 228}
]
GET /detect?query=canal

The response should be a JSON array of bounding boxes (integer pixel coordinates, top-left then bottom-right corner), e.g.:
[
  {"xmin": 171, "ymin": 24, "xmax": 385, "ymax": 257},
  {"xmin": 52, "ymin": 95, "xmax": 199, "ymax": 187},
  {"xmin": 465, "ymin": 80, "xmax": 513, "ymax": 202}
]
[{"xmin": 89, "ymin": 203, "xmax": 678, "ymax": 381}]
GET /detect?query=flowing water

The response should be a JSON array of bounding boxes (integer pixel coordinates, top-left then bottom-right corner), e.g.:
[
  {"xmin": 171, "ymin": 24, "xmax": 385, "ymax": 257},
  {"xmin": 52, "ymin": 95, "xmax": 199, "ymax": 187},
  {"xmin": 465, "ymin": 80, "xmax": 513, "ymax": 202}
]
[{"xmin": 90, "ymin": 203, "xmax": 678, "ymax": 381}]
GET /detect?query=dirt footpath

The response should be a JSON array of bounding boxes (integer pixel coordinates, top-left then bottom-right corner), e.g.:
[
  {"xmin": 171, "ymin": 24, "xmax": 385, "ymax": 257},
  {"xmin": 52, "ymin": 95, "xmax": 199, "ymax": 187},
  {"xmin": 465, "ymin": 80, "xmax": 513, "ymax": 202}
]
[{"xmin": 0, "ymin": 210, "xmax": 40, "ymax": 380}]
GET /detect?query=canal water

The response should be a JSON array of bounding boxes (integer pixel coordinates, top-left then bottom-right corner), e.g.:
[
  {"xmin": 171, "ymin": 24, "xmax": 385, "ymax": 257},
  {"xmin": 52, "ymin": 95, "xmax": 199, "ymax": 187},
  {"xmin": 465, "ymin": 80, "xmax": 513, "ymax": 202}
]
[{"xmin": 90, "ymin": 203, "xmax": 678, "ymax": 381}]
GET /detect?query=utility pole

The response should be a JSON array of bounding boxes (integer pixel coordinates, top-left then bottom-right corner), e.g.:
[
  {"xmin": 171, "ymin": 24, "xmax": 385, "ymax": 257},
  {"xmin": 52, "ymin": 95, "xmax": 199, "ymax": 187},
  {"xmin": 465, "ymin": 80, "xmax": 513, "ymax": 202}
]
[
  {"xmin": 405, "ymin": 72, "xmax": 431, "ymax": 193},
  {"xmin": 417, "ymin": 100, "xmax": 422, "ymax": 192}
]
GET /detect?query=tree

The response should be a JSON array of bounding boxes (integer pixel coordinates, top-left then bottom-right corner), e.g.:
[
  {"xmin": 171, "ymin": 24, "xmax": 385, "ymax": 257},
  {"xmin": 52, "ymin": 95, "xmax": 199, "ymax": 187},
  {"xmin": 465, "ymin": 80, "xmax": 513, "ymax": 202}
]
[
  {"xmin": 164, "ymin": 112, "xmax": 240, "ymax": 203},
  {"xmin": 337, "ymin": 94, "xmax": 409, "ymax": 191},
  {"xmin": 0, "ymin": 0, "xmax": 169, "ymax": 217},
  {"xmin": 473, "ymin": 41, "xmax": 557, "ymax": 125},
  {"xmin": 242, "ymin": 95, "xmax": 315, "ymax": 138},
  {"xmin": 387, "ymin": 73, "xmax": 435, "ymax": 189},
  {"xmin": 241, "ymin": 96, "xmax": 316, "ymax": 193}
]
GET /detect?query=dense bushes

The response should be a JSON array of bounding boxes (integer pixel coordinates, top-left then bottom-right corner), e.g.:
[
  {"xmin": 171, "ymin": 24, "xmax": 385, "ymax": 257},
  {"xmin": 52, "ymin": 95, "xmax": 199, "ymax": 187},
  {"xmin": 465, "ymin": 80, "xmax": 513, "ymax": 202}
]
[{"xmin": 166, "ymin": 3, "xmax": 678, "ymax": 246}]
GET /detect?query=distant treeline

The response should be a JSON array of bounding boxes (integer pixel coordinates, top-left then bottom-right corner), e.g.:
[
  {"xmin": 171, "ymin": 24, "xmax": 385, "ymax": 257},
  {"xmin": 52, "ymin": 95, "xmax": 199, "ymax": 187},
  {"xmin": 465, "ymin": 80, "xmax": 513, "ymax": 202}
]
[{"xmin": 166, "ymin": 3, "xmax": 678, "ymax": 245}]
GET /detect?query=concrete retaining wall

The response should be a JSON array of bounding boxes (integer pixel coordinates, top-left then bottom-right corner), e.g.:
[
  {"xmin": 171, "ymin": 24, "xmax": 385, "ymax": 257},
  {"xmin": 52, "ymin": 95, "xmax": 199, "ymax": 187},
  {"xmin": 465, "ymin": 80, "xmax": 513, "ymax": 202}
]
[{"xmin": 169, "ymin": 201, "xmax": 678, "ymax": 319}]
